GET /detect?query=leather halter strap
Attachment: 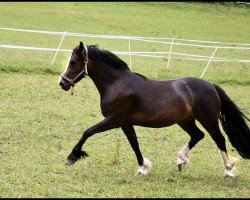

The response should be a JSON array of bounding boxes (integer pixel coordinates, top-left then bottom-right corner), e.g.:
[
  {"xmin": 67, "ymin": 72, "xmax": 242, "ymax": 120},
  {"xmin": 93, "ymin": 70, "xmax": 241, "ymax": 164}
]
[{"xmin": 60, "ymin": 45, "xmax": 88, "ymax": 86}]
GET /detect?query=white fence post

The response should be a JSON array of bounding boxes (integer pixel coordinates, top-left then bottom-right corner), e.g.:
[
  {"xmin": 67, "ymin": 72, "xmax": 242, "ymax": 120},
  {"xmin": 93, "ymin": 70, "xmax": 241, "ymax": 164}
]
[
  {"xmin": 167, "ymin": 37, "xmax": 174, "ymax": 69},
  {"xmin": 51, "ymin": 30, "xmax": 66, "ymax": 65},
  {"xmin": 128, "ymin": 39, "xmax": 132, "ymax": 70},
  {"xmin": 200, "ymin": 47, "xmax": 218, "ymax": 78}
]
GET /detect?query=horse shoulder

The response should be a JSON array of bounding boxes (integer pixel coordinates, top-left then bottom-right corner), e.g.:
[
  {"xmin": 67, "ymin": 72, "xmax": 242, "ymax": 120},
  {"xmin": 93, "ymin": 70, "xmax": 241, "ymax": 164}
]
[{"xmin": 100, "ymin": 80, "xmax": 137, "ymax": 118}]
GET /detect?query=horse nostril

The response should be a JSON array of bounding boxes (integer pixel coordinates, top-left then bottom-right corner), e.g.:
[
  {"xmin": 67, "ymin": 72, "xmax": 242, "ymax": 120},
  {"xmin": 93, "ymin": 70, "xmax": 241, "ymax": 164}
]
[
  {"xmin": 59, "ymin": 81, "xmax": 64, "ymax": 87},
  {"xmin": 59, "ymin": 80, "xmax": 70, "ymax": 91}
]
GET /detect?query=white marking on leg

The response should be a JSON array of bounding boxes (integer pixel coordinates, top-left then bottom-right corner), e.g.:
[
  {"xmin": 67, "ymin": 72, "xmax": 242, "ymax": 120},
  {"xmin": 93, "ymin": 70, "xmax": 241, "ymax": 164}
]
[
  {"xmin": 177, "ymin": 143, "xmax": 190, "ymax": 171},
  {"xmin": 135, "ymin": 157, "xmax": 152, "ymax": 176},
  {"xmin": 221, "ymin": 151, "xmax": 238, "ymax": 178}
]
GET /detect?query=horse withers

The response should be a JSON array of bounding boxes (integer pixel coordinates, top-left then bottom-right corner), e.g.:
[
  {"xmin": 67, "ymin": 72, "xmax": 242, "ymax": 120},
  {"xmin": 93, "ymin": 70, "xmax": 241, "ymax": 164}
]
[{"xmin": 59, "ymin": 42, "xmax": 250, "ymax": 178}]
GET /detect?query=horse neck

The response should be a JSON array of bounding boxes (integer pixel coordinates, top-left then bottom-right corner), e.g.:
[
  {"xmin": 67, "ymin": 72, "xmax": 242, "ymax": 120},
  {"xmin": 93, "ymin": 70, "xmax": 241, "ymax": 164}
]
[{"xmin": 87, "ymin": 60, "xmax": 125, "ymax": 96}]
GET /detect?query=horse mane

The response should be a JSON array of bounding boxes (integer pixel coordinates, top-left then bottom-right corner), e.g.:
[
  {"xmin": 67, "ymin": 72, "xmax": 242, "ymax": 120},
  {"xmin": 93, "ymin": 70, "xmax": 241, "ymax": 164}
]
[
  {"xmin": 86, "ymin": 45, "xmax": 131, "ymax": 71},
  {"xmin": 134, "ymin": 72, "xmax": 147, "ymax": 79}
]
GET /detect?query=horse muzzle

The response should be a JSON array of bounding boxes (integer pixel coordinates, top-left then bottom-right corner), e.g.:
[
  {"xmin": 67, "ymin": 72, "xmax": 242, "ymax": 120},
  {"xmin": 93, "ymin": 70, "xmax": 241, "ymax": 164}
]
[{"xmin": 59, "ymin": 80, "xmax": 71, "ymax": 91}]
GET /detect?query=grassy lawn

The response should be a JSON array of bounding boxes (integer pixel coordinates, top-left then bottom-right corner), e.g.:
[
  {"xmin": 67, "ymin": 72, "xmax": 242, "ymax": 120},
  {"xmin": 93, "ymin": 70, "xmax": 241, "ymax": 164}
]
[
  {"xmin": 0, "ymin": 73, "xmax": 249, "ymax": 198},
  {"xmin": 0, "ymin": 2, "xmax": 249, "ymax": 198}
]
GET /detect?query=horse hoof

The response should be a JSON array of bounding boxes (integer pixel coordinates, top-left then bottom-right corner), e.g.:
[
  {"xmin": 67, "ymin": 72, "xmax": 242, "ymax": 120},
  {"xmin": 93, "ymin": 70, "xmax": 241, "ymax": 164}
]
[
  {"xmin": 178, "ymin": 163, "xmax": 185, "ymax": 172},
  {"xmin": 223, "ymin": 173, "xmax": 235, "ymax": 179},
  {"xmin": 178, "ymin": 161, "xmax": 187, "ymax": 172},
  {"xmin": 177, "ymin": 154, "xmax": 189, "ymax": 172},
  {"xmin": 223, "ymin": 168, "xmax": 235, "ymax": 179},
  {"xmin": 135, "ymin": 157, "xmax": 152, "ymax": 176},
  {"xmin": 65, "ymin": 159, "xmax": 76, "ymax": 166},
  {"xmin": 135, "ymin": 171, "xmax": 146, "ymax": 176}
]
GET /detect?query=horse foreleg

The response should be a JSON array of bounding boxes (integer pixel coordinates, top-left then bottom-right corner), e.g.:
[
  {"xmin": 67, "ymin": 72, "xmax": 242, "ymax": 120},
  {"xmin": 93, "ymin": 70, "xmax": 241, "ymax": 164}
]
[
  {"xmin": 66, "ymin": 117, "xmax": 119, "ymax": 165},
  {"xmin": 121, "ymin": 125, "xmax": 152, "ymax": 176}
]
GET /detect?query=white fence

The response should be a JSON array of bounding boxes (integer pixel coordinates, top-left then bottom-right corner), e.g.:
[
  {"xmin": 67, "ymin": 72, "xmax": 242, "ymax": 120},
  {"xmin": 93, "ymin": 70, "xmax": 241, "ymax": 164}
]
[{"xmin": 1, "ymin": 27, "xmax": 250, "ymax": 78}]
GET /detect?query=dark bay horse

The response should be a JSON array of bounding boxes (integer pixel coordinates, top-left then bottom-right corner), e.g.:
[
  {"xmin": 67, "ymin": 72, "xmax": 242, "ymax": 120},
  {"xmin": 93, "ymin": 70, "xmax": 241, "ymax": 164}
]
[{"xmin": 59, "ymin": 42, "xmax": 250, "ymax": 178}]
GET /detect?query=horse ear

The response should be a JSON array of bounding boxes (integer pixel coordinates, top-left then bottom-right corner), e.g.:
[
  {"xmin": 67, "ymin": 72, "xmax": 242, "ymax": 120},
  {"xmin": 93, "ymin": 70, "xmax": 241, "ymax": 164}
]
[{"xmin": 79, "ymin": 42, "xmax": 83, "ymax": 51}]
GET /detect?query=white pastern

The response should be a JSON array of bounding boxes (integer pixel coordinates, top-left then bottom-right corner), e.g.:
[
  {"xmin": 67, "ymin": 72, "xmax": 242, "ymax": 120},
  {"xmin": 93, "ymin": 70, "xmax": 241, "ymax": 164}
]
[
  {"xmin": 177, "ymin": 143, "xmax": 190, "ymax": 171},
  {"xmin": 135, "ymin": 157, "xmax": 152, "ymax": 176},
  {"xmin": 221, "ymin": 151, "xmax": 239, "ymax": 179}
]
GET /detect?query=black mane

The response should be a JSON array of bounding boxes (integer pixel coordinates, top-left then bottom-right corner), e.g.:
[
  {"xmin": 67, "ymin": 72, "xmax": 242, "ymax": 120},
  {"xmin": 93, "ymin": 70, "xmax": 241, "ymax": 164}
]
[{"xmin": 75, "ymin": 44, "xmax": 130, "ymax": 71}]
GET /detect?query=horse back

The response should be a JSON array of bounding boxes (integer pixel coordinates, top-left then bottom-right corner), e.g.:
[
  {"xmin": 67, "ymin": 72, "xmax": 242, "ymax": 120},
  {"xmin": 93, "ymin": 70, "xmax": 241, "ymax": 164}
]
[
  {"xmin": 100, "ymin": 74, "xmax": 220, "ymax": 128},
  {"xmin": 123, "ymin": 76, "xmax": 193, "ymax": 127}
]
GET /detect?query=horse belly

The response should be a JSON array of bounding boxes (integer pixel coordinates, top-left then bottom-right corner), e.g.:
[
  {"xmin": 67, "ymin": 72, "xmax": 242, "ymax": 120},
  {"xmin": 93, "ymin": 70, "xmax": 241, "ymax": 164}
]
[
  {"xmin": 129, "ymin": 97, "xmax": 191, "ymax": 128},
  {"xmin": 132, "ymin": 116, "xmax": 177, "ymax": 128}
]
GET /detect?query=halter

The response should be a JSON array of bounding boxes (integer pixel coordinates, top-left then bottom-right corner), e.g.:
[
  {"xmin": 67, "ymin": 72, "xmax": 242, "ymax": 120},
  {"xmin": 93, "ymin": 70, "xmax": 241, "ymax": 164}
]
[{"xmin": 60, "ymin": 45, "xmax": 88, "ymax": 94}]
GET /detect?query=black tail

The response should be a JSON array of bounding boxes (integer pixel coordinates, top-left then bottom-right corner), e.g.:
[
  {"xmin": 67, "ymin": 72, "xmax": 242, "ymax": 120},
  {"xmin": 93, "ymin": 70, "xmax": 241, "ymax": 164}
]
[{"xmin": 214, "ymin": 84, "xmax": 250, "ymax": 159}]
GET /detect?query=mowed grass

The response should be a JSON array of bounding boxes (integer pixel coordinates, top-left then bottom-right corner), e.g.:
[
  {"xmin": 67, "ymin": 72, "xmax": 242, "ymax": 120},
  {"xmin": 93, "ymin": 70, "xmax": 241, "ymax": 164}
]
[
  {"xmin": 0, "ymin": 2, "xmax": 250, "ymax": 198},
  {"xmin": 0, "ymin": 73, "xmax": 250, "ymax": 198}
]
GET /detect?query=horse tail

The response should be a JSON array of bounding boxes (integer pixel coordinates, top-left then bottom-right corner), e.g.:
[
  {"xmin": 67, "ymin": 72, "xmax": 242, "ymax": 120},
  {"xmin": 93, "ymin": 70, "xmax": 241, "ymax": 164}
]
[{"xmin": 214, "ymin": 84, "xmax": 250, "ymax": 159}]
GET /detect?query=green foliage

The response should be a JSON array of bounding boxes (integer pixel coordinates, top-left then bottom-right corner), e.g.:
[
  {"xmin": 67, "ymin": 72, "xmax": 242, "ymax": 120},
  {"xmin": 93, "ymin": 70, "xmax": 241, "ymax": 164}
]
[{"xmin": 0, "ymin": 2, "xmax": 250, "ymax": 198}]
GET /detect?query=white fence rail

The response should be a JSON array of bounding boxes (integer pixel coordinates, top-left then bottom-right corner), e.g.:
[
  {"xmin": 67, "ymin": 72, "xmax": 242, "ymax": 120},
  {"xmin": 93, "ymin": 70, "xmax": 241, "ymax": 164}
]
[
  {"xmin": 1, "ymin": 27, "xmax": 250, "ymax": 78},
  {"xmin": 1, "ymin": 44, "xmax": 250, "ymax": 63}
]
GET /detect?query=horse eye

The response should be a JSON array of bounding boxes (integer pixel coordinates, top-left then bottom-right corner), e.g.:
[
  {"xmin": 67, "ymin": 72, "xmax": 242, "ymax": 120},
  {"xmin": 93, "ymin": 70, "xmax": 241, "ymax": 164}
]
[{"xmin": 70, "ymin": 60, "xmax": 76, "ymax": 65}]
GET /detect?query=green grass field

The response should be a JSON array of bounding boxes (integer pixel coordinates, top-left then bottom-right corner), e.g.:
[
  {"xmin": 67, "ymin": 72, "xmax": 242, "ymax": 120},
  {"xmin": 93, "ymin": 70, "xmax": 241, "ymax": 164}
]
[{"xmin": 0, "ymin": 2, "xmax": 250, "ymax": 198}]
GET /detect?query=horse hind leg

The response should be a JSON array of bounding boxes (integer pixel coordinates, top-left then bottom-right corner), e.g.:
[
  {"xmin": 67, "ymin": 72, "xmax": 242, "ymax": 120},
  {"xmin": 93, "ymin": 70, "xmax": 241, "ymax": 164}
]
[
  {"xmin": 177, "ymin": 118, "xmax": 205, "ymax": 172},
  {"xmin": 201, "ymin": 122, "xmax": 238, "ymax": 178},
  {"xmin": 192, "ymin": 86, "xmax": 238, "ymax": 178}
]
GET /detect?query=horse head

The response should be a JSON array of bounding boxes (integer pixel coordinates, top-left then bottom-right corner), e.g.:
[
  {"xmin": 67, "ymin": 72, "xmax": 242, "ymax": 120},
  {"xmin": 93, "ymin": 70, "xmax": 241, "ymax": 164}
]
[{"xmin": 59, "ymin": 42, "xmax": 88, "ymax": 91}]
